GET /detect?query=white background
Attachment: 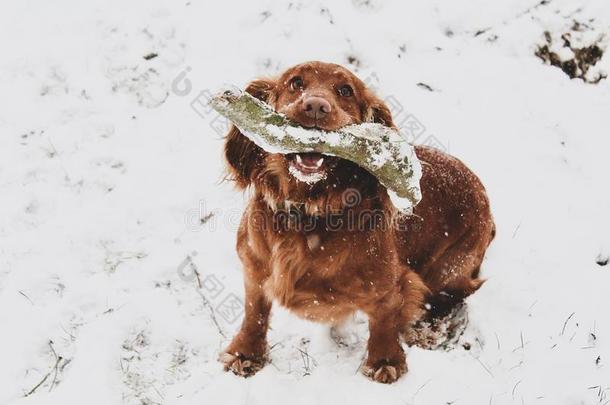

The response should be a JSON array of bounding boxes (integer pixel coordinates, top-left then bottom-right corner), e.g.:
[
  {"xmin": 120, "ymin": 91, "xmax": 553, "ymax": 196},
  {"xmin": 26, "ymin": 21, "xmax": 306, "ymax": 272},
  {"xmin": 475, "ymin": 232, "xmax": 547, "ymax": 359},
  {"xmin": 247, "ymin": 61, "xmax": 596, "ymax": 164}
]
[{"xmin": 1, "ymin": 0, "xmax": 609, "ymax": 404}]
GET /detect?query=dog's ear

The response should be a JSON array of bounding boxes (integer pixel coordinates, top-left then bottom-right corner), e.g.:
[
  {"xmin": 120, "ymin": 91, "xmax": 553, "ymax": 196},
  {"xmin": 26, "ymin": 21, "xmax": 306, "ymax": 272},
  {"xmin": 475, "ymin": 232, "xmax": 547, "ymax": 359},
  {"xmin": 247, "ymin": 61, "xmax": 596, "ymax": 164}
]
[
  {"xmin": 363, "ymin": 93, "xmax": 396, "ymax": 129},
  {"xmin": 224, "ymin": 125, "xmax": 264, "ymax": 188},
  {"xmin": 370, "ymin": 102, "xmax": 395, "ymax": 128},
  {"xmin": 245, "ymin": 78, "xmax": 276, "ymax": 103},
  {"xmin": 224, "ymin": 78, "xmax": 276, "ymax": 188}
]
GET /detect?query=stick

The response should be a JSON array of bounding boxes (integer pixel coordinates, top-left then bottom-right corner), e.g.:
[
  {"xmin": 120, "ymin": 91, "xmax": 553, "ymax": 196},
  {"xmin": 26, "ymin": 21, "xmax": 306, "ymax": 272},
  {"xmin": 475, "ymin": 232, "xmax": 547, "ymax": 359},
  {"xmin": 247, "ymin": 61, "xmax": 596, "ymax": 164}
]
[{"xmin": 209, "ymin": 89, "xmax": 422, "ymax": 211}]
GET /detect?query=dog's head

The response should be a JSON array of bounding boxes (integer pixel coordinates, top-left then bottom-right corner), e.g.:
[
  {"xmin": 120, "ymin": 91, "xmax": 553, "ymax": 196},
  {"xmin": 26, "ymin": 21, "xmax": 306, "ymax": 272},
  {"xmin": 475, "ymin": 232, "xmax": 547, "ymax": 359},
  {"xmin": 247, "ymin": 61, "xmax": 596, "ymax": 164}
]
[{"xmin": 224, "ymin": 61, "xmax": 395, "ymax": 214}]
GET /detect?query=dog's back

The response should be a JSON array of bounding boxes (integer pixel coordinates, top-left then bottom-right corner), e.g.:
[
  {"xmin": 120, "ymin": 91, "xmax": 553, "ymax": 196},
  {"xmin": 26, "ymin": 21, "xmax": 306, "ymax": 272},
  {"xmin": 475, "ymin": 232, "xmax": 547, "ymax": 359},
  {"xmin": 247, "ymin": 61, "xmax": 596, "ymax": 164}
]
[{"xmin": 397, "ymin": 145, "xmax": 496, "ymax": 310}]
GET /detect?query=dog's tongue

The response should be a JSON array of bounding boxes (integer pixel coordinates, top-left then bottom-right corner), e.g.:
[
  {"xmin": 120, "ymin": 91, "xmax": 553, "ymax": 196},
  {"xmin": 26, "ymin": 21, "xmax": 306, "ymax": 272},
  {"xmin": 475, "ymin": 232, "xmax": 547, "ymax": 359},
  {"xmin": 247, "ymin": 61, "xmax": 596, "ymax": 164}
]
[{"xmin": 298, "ymin": 153, "xmax": 324, "ymax": 168}]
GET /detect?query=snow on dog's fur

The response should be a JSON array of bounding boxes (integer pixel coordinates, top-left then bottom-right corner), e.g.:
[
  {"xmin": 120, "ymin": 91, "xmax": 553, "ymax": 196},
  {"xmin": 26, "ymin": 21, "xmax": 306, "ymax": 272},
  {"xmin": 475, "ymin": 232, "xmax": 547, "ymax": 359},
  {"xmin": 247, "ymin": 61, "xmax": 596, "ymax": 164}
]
[{"xmin": 221, "ymin": 61, "xmax": 495, "ymax": 383}]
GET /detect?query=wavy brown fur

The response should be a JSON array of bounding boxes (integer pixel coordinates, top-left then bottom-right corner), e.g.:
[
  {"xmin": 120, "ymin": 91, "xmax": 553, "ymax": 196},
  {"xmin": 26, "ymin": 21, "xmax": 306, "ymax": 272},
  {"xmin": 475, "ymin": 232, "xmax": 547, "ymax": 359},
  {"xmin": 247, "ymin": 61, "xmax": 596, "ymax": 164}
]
[{"xmin": 220, "ymin": 61, "xmax": 495, "ymax": 383}]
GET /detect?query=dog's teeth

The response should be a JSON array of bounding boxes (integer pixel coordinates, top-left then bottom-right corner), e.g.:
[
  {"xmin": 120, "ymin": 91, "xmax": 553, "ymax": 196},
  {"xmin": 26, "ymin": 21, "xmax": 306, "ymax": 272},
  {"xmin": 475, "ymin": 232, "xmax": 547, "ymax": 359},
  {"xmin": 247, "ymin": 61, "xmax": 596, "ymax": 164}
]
[
  {"xmin": 314, "ymin": 157, "xmax": 324, "ymax": 168},
  {"xmin": 296, "ymin": 155, "xmax": 303, "ymax": 164}
]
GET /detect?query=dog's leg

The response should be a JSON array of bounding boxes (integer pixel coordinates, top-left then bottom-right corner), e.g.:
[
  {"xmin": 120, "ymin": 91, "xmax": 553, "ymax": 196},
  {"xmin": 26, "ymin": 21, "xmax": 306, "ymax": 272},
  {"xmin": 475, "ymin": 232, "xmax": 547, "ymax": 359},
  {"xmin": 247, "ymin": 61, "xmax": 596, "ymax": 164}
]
[
  {"xmin": 219, "ymin": 278, "xmax": 271, "ymax": 377},
  {"xmin": 361, "ymin": 269, "xmax": 428, "ymax": 383},
  {"xmin": 420, "ymin": 226, "xmax": 492, "ymax": 316},
  {"xmin": 361, "ymin": 306, "xmax": 406, "ymax": 384}
]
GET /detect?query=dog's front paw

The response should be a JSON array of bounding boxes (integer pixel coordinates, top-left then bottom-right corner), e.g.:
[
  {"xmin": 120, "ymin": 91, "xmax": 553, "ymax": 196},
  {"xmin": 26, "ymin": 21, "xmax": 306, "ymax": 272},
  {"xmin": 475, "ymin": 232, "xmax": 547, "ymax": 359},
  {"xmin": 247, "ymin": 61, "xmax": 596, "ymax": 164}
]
[
  {"xmin": 361, "ymin": 359, "xmax": 407, "ymax": 384},
  {"xmin": 219, "ymin": 351, "xmax": 266, "ymax": 377}
]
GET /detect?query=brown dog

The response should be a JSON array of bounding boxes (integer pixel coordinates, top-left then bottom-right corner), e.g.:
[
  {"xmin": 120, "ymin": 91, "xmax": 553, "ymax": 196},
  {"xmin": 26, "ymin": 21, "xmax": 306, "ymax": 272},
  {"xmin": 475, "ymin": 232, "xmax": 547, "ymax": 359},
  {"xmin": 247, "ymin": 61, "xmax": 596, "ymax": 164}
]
[{"xmin": 219, "ymin": 61, "xmax": 495, "ymax": 383}]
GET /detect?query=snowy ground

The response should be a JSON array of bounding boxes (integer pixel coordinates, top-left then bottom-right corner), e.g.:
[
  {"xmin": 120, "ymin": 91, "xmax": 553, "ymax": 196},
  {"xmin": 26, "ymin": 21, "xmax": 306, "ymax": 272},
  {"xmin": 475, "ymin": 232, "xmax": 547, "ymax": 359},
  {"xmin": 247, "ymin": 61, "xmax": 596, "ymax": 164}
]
[{"xmin": 1, "ymin": 0, "xmax": 610, "ymax": 404}]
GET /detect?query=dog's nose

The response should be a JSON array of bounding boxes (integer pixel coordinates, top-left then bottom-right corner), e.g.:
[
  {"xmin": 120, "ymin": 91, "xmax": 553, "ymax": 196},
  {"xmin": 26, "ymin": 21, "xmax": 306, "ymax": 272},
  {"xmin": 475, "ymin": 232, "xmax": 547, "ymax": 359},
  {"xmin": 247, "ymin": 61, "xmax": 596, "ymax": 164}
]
[{"xmin": 303, "ymin": 96, "xmax": 331, "ymax": 119}]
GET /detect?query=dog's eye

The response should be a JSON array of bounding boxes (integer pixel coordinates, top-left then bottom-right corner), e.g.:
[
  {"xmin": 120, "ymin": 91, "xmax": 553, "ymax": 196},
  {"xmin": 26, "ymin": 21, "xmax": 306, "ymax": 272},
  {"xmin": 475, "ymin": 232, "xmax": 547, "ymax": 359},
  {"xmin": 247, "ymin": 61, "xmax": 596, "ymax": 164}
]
[
  {"xmin": 290, "ymin": 76, "xmax": 304, "ymax": 91},
  {"xmin": 338, "ymin": 84, "xmax": 353, "ymax": 97}
]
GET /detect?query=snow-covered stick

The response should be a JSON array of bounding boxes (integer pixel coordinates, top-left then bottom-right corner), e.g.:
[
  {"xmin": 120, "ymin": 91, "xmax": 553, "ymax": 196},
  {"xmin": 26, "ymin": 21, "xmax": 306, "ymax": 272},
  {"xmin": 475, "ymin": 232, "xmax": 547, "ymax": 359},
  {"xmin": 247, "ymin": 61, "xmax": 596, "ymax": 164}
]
[{"xmin": 210, "ymin": 89, "xmax": 423, "ymax": 211}]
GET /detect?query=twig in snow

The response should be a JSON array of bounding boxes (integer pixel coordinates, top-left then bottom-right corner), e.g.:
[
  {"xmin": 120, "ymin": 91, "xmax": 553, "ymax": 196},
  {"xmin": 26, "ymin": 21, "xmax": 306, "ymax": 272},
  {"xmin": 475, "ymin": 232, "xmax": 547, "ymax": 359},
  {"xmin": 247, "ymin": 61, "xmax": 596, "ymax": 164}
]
[
  {"xmin": 469, "ymin": 0, "xmax": 553, "ymax": 37},
  {"xmin": 179, "ymin": 253, "xmax": 226, "ymax": 338},
  {"xmin": 520, "ymin": 331, "xmax": 525, "ymax": 350},
  {"xmin": 512, "ymin": 380, "xmax": 522, "ymax": 399},
  {"xmin": 561, "ymin": 312, "xmax": 575, "ymax": 336},
  {"xmin": 268, "ymin": 341, "xmax": 282, "ymax": 354},
  {"xmin": 472, "ymin": 354, "xmax": 494, "ymax": 377},
  {"xmin": 416, "ymin": 82, "xmax": 434, "ymax": 92},
  {"xmin": 509, "ymin": 361, "xmax": 524, "ymax": 371},
  {"xmin": 196, "ymin": 289, "xmax": 226, "ymax": 338},
  {"xmin": 188, "ymin": 259, "xmax": 203, "ymax": 289},
  {"xmin": 515, "ymin": 0, "xmax": 552, "ymax": 19},
  {"xmin": 268, "ymin": 360, "xmax": 281, "ymax": 372},
  {"xmin": 48, "ymin": 341, "xmax": 60, "ymax": 392},
  {"xmin": 512, "ymin": 331, "xmax": 527, "ymax": 353},
  {"xmin": 355, "ymin": 352, "xmax": 367, "ymax": 375},
  {"xmin": 494, "ymin": 332, "xmax": 501, "ymax": 350},
  {"xmin": 296, "ymin": 347, "xmax": 317, "ymax": 376},
  {"xmin": 200, "ymin": 212, "xmax": 215, "ymax": 225},
  {"xmin": 24, "ymin": 342, "xmax": 67, "ymax": 397},
  {"xmin": 60, "ymin": 324, "xmax": 76, "ymax": 341},
  {"xmin": 512, "ymin": 223, "xmax": 521, "ymax": 239},
  {"xmin": 18, "ymin": 290, "xmax": 34, "ymax": 305},
  {"xmin": 412, "ymin": 379, "xmax": 432, "ymax": 403},
  {"xmin": 25, "ymin": 373, "xmax": 49, "ymax": 397}
]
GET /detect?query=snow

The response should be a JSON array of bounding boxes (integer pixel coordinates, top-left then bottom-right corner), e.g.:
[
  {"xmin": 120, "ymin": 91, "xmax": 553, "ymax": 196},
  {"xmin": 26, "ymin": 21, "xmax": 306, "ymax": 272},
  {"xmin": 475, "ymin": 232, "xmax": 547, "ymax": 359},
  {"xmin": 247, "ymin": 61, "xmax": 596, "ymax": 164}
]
[
  {"xmin": 1, "ymin": 0, "xmax": 609, "ymax": 404},
  {"xmin": 213, "ymin": 89, "xmax": 422, "ymax": 208},
  {"xmin": 288, "ymin": 164, "xmax": 328, "ymax": 184},
  {"xmin": 224, "ymin": 99, "xmax": 422, "ymax": 207}
]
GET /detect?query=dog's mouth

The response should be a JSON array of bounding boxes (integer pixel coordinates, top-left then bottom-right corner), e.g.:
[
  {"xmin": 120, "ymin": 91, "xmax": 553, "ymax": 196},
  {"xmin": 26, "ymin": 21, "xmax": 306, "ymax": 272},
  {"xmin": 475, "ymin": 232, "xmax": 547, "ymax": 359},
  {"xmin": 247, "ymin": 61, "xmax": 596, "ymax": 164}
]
[
  {"xmin": 287, "ymin": 153, "xmax": 334, "ymax": 184},
  {"xmin": 289, "ymin": 152, "xmax": 326, "ymax": 173}
]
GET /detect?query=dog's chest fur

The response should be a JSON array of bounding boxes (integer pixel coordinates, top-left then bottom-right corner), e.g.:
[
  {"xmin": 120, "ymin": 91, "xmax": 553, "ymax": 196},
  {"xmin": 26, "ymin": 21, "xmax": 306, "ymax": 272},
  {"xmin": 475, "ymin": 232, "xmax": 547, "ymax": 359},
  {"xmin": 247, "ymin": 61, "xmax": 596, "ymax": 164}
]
[{"xmin": 249, "ymin": 214, "xmax": 396, "ymax": 323}]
